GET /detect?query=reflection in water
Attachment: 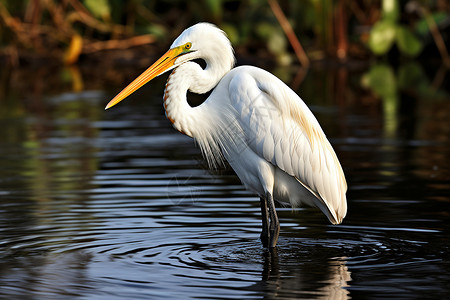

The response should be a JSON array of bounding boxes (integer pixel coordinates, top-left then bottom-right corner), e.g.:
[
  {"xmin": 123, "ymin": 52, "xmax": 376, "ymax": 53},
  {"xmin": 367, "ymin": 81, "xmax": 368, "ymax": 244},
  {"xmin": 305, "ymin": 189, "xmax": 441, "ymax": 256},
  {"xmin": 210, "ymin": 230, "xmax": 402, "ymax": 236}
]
[
  {"xmin": 0, "ymin": 252, "xmax": 92, "ymax": 298},
  {"xmin": 0, "ymin": 63, "xmax": 449, "ymax": 299},
  {"xmin": 261, "ymin": 249, "xmax": 351, "ymax": 299}
]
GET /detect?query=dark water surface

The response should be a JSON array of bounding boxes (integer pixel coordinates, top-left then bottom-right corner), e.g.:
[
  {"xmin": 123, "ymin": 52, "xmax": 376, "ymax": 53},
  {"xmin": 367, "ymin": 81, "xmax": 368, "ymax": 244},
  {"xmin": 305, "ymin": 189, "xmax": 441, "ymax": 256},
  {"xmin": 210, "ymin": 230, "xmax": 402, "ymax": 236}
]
[{"xmin": 1, "ymin": 64, "xmax": 449, "ymax": 299}]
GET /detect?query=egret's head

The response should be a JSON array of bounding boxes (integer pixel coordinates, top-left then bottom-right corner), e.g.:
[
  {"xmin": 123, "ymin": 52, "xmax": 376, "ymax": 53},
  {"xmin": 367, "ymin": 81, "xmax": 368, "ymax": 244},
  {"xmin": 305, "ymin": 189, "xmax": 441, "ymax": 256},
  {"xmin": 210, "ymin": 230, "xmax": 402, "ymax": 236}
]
[
  {"xmin": 170, "ymin": 23, "xmax": 234, "ymax": 68},
  {"xmin": 105, "ymin": 23, "xmax": 234, "ymax": 110}
]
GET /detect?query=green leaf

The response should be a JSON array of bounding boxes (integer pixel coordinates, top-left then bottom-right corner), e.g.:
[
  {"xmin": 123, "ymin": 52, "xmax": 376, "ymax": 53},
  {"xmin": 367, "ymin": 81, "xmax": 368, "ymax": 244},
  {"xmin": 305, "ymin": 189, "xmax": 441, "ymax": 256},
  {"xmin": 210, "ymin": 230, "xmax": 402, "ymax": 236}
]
[
  {"xmin": 221, "ymin": 24, "xmax": 239, "ymax": 45},
  {"xmin": 362, "ymin": 64, "xmax": 397, "ymax": 98},
  {"xmin": 382, "ymin": 0, "xmax": 399, "ymax": 21},
  {"xmin": 267, "ymin": 31, "xmax": 287, "ymax": 55},
  {"xmin": 256, "ymin": 22, "xmax": 275, "ymax": 39},
  {"xmin": 140, "ymin": 24, "xmax": 167, "ymax": 38},
  {"xmin": 362, "ymin": 63, "xmax": 398, "ymax": 138},
  {"xmin": 84, "ymin": 0, "xmax": 111, "ymax": 20},
  {"xmin": 396, "ymin": 26, "xmax": 423, "ymax": 57},
  {"xmin": 368, "ymin": 20, "xmax": 397, "ymax": 55},
  {"xmin": 415, "ymin": 12, "xmax": 448, "ymax": 36},
  {"xmin": 397, "ymin": 62, "xmax": 425, "ymax": 90},
  {"xmin": 204, "ymin": 0, "xmax": 222, "ymax": 19}
]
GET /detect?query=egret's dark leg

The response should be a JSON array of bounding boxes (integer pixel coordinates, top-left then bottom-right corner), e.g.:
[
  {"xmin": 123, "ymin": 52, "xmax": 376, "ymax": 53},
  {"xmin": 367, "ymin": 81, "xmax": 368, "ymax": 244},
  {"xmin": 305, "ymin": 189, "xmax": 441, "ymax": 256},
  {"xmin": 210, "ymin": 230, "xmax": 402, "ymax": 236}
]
[
  {"xmin": 266, "ymin": 192, "xmax": 280, "ymax": 248},
  {"xmin": 260, "ymin": 197, "xmax": 270, "ymax": 248}
]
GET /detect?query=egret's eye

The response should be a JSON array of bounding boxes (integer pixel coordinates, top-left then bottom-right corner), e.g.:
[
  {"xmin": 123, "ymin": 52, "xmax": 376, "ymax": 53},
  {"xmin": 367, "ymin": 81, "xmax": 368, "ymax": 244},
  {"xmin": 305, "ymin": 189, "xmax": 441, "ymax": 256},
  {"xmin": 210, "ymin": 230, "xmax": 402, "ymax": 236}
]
[{"xmin": 185, "ymin": 42, "xmax": 192, "ymax": 50}]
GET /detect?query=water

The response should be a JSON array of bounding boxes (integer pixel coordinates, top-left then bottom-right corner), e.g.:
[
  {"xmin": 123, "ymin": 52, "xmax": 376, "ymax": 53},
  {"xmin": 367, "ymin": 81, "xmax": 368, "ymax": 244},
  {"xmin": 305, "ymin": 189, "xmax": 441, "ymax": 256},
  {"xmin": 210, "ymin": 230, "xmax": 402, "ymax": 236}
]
[{"xmin": 0, "ymin": 64, "xmax": 449, "ymax": 299}]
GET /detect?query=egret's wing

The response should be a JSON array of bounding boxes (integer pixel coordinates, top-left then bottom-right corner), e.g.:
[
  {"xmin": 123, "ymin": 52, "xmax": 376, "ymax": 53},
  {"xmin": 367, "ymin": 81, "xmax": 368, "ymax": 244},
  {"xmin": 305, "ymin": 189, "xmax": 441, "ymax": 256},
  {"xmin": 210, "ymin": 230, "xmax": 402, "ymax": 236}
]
[{"xmin": 229, "ymin": 66, "xmax": 347, "ymax": 224}]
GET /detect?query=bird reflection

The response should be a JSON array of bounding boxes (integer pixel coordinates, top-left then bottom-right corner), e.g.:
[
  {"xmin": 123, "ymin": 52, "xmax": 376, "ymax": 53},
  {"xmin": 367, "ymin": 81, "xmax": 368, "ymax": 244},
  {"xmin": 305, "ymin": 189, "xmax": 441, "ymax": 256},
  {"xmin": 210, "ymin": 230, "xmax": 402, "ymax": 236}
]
[
  {"xmin": 260, "ymin": 248, "xmax": 351, "ymax": 299},
  {"xmin": 262, "ymin": 248, "xmax": 280, "ymax": 281}
]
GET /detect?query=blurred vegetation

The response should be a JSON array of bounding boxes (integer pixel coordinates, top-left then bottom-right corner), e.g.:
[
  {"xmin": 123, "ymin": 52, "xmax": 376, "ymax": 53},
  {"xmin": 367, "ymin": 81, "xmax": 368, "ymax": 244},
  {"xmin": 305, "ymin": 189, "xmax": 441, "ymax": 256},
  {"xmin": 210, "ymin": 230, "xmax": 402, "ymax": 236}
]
[{"xmin": 0, "ymin": 0, "xmax": 449, "ymax": 67}]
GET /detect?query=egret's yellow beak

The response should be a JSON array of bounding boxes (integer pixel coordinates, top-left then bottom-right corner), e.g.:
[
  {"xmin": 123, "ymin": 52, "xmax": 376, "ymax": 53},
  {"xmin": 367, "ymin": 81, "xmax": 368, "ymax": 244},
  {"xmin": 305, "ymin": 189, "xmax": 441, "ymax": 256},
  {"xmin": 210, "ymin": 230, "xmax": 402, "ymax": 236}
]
[{"xmin": 105, "ymin": 47, "xmax": 183, "ymax": 110}]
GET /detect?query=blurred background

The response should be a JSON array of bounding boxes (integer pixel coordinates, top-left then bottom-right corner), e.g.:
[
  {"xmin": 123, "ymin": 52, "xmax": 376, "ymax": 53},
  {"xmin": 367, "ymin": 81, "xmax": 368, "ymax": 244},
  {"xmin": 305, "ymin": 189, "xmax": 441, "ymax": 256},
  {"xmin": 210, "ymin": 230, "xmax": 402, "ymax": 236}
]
[
  {"xmin": 0, "ymin": 1, "xmax": 449, "ymax": 299},
  {"xmin": 1, "ymin": 0, "xmax": 450, "ymax": 102},
  {"xmin": 1, "ymin": 0, "xmax": 450, "ymax": 79},
  {"xmin": 1, "ymin": 0, "xmax": 449, "ymax": 158},
  {"xmin": 1, "ymin": 0, "xmax": 450, "ymax": 63},
  {"xmin": 1, "ymin": 0, "xmax": 450, "ymax": 125}
]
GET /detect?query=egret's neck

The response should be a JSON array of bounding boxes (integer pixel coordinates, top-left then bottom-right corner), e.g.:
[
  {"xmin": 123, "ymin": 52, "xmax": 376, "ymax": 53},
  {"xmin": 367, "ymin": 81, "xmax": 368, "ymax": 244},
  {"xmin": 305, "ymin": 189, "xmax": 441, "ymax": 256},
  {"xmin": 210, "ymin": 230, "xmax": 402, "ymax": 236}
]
[{"xmin": 163, "ymin": 60, "xmax": 230, "ymax": 137}]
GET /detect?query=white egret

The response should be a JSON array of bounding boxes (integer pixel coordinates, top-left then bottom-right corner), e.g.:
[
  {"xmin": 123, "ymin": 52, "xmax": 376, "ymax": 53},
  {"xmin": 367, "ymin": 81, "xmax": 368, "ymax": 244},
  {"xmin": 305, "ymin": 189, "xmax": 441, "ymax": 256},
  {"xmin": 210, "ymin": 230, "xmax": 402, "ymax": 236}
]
[{"xmin": 106, "ymin": 23, "xmax": 347, "ymax": 248}]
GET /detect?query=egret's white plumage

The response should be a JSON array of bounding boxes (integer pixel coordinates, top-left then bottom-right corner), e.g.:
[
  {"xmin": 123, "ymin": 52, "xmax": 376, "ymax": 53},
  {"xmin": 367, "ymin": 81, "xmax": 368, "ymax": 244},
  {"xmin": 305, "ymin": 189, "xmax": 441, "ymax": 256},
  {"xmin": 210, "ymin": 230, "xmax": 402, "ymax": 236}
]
[{"xmin": 106, "ymin": 23, "xmax": 347, "ymax": 248}]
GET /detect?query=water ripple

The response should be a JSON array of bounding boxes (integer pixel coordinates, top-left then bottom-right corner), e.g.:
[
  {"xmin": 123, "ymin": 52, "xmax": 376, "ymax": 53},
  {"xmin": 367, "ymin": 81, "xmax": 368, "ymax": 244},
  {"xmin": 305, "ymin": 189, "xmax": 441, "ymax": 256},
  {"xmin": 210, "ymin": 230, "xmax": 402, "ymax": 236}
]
[{"xmin": 1, "ymin": 91, "xmax": 449, "ymax": 299}]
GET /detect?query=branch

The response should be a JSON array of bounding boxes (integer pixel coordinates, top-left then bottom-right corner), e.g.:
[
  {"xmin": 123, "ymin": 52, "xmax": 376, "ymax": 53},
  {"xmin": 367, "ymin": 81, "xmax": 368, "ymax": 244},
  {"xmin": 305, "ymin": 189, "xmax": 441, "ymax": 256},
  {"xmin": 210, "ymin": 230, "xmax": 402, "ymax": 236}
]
[
  {"xmin": 421, "ymin": 6, "xmax": 450, "ymax": 68},
  {"xmin": 268, "ymin": 0, "xmax": 310, "ymax": 67},
  {"xmin": 82, "ymin": 34, "xmax": 155, "ymax": 53}
]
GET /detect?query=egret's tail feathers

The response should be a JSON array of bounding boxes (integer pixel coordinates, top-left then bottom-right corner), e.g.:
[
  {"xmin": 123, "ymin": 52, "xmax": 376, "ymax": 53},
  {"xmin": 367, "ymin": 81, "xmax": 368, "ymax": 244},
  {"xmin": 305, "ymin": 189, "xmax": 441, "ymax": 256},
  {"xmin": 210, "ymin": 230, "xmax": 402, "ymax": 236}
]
[
  {"xmin": 295, "ymin": 177, "xmax": 347, "ymax": 225},
  {"xmin": 318, "ymin": 195, "xmax": 347, "ymax": 225}
]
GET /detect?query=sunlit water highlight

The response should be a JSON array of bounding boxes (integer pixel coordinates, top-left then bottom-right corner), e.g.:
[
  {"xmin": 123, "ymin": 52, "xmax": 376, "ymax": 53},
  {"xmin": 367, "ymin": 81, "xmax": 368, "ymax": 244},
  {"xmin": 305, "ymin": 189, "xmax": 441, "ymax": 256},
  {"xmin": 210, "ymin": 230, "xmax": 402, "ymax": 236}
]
[{"xmin": 1, "ymin": 67, "xmax": 449, "ymax": 299}]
